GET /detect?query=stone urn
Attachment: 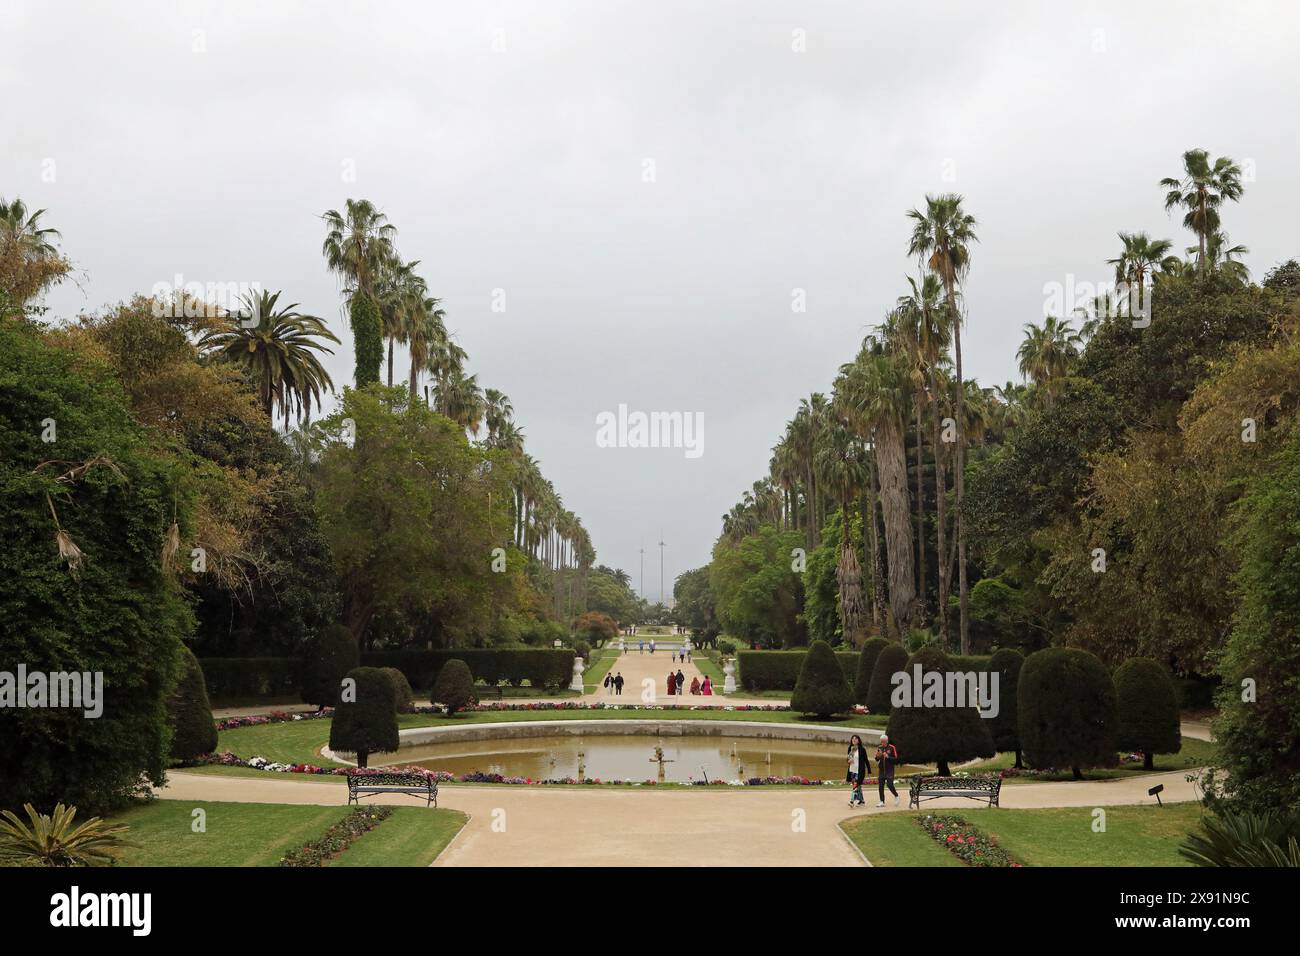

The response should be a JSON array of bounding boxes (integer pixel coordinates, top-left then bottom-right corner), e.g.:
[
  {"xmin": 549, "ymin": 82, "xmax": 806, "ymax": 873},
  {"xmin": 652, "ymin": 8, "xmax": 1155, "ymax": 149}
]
[
  {"xmin": 570, "ymin": 655, "xmax": 585, "ymax": 692},
  {"xmin": 722, "ymin": 658, "xmax": 737, "ymax": 694}
]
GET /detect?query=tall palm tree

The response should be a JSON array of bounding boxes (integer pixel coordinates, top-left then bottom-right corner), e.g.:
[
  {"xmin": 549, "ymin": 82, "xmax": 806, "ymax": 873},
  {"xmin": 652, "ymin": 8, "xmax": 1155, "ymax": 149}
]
[
  {"xmin": 1161, "ymin": 149, "xmax": 1244, "ymax": 274},
  {"xmin": 404, "ymin": 295, "xmax": 448, "ymax": 400},
  {"xmin": 1196, "ymin": 232, "xmax": 1251, "ymax": 282},
  {"xmin": 483, "ymin": 388, "xmax": 515, "ymax": 442},
  {"xmin": 434, "ymin": 370, "xmax": 485, "ymax": 435},
  {"xmin": 1108, "ymin": 232, "xmax": 1174, "ymax": 319},
  {"xmin": 1, "ymin": 197, "xmax": 67, "ymax": 307},
  {"xmin": 816, "ymin": 419, "xmax": 869, "ymax": 645},
  {"xmin": 1016, "ymin": 315, "xmax": 1081, "ymax": 408},
  {"xmin": 908, "ymin": 194, "xmax": 977, "ymax": 652},
  {"xmin": 320, "ymin": 199, "xmax": 397, "ymax": 386},
  {"xmin": 198, "ymin": 289, "xmax": 338, "ymax": 423},
  {"xmin": 374, "ymin": 258, "xmax": 425, "ymax": 388},
  {"xmin": 835, "ymin": 341, "xmax": 915, "ymax": 639}
]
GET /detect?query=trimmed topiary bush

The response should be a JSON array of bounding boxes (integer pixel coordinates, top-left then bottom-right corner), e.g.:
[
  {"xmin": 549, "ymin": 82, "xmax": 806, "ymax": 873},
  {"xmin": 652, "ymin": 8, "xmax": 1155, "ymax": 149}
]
[
  {"xmin": 790, "ymin": 640, "xmax": 854, "ymax": 718},
  {"xmin": 853, "ymin": 637, "xmax": 890, "ymax": 704},
  {"xmin": 987, "ymin": 648, "xmax": 1025, "ymax": 768},
  {"xmin": 381, "ymin": 666, "xmax": 416, "ymax": 714},
  {"xmin": 328, "ymin": 667, "xmax": 399, "ymax": 768},
  {"xmin": 885, "ymin": 645, "xmax": 995, "ymax": 775},
  {"xmin": 300, "ymin": 625, "xmax": 359, "ymax": 709},
  {"xmin": 432, "ymin": 658, "xmax": 476, "ymax": 716},
  {"xmin": 1019, "ymin": 647, "xmax": 1118, "ymax": 779},
  {"xmin": 865, "ymin": 642, "xmax": 910, "ymax": 715},
  {"xmin": 1114, "ymin": 658, "xmax": 1181, "ymax": 770},
  {"xmin": 168, "ymin": 646, "xmax": 218, "ymax": 762}
]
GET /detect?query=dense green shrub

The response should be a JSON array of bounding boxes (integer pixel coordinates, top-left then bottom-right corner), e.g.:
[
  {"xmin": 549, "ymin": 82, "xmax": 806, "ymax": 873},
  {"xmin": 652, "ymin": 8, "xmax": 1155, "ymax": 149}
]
[
  {"xmin": 349, "ymin": 292, "xmax": 383, "ymax": 386},
  {"xmin": 865, "ymin": 643, "xmax": 910, "ymax": 715},
  {"xmin": 363, "ymin": 648, "xmax": 573, "ymax": 691},
  {"xmin": 168, "ymin": 646, "xmax": 218, "ymax": 761},
  {"xmin": 328, "ymin": 667, "xmax": 398, "ymax": 768},
  {"xmin": 1018, "ymin": 647, "xmax": 1118, "ymax": 779},
  {"xmin": 737, "ymin": 650, "xmax": 857, "ymax": 692},
  {"xmin": 300, "ymin": 625, "xmax": 360, "ymax": 707},
  {"xmin": 0, "ymin": 321, "xmax": 189, "ymax": 812},
  {"xmin": 790, "ymin": 641, "xmax": 854, "ymax": 717},
  {"xmin": 1114, "ymin": 658, "xmax": 1181, "ymax": 770},
  {"xmin": 885, "ymin": 645, "xmax": 995, "ymax": 775},
  {"xmin": 853, "ymin": 638, "xmax": 890, "ymax": 704},
  {"xmin": 432, "ymin": 659, "xmax": 476, "ymax": 715},
  {"xmin": 986, "ymin": 648, "xmax": 1025, "ymax": 767},
  {"xmin": 200, "ymin": 657, "xmax": 302, "ymax": 700},
  {"xmin": 381, "ymin": 667, "xmax": 416, "ymax": 714}
]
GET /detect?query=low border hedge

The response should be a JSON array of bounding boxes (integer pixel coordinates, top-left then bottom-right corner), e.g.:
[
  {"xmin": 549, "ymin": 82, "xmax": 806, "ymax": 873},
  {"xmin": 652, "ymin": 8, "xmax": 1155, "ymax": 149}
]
[{"xmin": 362, "ymin": 649, "xmax": 575, "ymax": 691}]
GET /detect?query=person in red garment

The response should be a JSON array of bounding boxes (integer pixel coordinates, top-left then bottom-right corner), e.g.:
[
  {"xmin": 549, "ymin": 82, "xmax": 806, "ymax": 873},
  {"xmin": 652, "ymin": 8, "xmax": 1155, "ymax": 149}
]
[
  {"xmin": 666, "ymin": 671, "xmax": 677, "ymax": 696},
  {"xmin": 701, "ymin": 676, "xmax": 713, "ymax": 696}
]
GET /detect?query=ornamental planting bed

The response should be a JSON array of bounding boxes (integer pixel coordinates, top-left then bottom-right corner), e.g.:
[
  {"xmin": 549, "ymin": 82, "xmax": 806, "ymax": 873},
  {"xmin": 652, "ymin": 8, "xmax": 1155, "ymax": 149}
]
[{"xmin": 918, "ymin": 813, "xmax": 1023, "ymax": 867}]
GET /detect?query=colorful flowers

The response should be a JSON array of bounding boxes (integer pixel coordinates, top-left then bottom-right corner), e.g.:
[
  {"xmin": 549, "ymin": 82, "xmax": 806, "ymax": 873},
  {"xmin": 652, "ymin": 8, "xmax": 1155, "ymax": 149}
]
[
  {"xmin": 918, "ymin": 814, "xmax": 1022, "ymax": 867},
  {"xmin": 279, "ymin": 806, "xmax": 394, "ymax": 867}
]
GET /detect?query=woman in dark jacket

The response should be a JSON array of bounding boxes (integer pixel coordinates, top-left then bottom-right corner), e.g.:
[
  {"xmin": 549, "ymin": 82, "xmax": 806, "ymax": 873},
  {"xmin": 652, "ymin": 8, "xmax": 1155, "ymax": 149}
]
[{"xmin": 846, "ymin": 735, "xmax": 871, "ymax": 806}]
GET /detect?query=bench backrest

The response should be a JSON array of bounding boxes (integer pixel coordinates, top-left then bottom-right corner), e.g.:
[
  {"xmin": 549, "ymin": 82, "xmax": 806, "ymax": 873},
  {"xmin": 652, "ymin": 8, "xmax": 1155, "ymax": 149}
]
[
  {"xmin": 347, "ymin": 773, "xmax": 434, "ymax": 788},
  {"xmin": 913, "ymin": 775, "xmax": 999, "ymax": 791}
]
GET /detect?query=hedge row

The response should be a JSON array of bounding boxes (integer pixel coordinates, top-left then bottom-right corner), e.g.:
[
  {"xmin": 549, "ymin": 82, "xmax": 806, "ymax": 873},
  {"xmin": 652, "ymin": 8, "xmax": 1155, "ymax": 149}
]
[
  {"xmin": 737, "ymin": 651, "xmax": 859, "ymax": 692},
  {"xmin": 198, "ymin": 657, "xmax": 300, "ymax": 700},
  {"xmin": 361, "ymin": 649, "xmax": 575, "ymax": 690}
]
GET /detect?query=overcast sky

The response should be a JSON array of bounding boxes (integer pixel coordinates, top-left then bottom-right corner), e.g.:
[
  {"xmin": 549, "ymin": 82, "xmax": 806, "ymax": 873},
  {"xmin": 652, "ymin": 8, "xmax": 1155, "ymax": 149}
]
[{"xmin": 6, "ymin": 1, "xmax": 1299, "ymax": 599}]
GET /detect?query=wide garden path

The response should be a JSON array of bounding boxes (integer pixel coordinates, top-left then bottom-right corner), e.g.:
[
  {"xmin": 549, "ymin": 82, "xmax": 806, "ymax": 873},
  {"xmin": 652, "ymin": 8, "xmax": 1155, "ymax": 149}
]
[
  {"xmin": 587, "ymin": 647, "xmax": 713, "ymax": 704},
  {"xmin": 156, "ymin": 768, "xmax": 1200, "ymax": 867}
]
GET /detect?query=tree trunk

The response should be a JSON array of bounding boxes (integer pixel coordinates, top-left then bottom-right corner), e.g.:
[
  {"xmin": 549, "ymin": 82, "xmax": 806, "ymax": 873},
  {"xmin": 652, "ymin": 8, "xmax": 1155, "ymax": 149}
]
[
  {"xmin": 1014, "ymin": 749, "xmax": 1023, "ymax": 770},
  {"xmin": 932, "ymin": 372, "xmax": 950, "ymax": 647},
  {"xmin": 387, "ymin": 335, "xmax": 394, "ymax": 388},
  {"xmin": 946, "ymin": 276, "xmax": 970, "ymax": 655},
  {"xmin": 1144, "ymin": 752, "xmax": 1154, "ymax": 771},
  {"xmin": 875, "ymin": 416, "xmax": 915, "ymax": 639},
  {"xmin": 914, "ymin": 402, "xmax": 927, "ymax": 626},
  {"xmin": 1072, "ymin": 765, "xmax": 1083, "ymax": 781},
  {"xmin": 937, "ymin": 759, "xmax": 951, "ymax": 776},
  {"xmin": 861, "ymin": 489, "xmax": 883, "ymax": 631},
  {"xmin": 357, "ymin": 749, "xmax": 369, "ymax": 769},
  {"xmin": 837, "ymin": 535, "xmax": 865, "ymax": 647}
]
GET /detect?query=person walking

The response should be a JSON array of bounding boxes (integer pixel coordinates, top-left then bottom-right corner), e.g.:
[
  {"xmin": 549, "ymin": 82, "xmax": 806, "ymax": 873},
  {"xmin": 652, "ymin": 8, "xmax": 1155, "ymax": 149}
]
[
  {"xmin": 649, "ymin": 640, "xmax": 656, "ymax": 655},
  {"xmin": 846, "ymin": 734, "xmax": 871, "ymax": 807},
  {"xmin": 689, "ymin": 676, "xmax": 701, "ymax": 695},
  {"xmin": 666, "ymin": 671, "xmax": 676, "ymax": 696},
  {"xmin": 875, "ymin": 734, "xmax": 899, "ymax": 807},
  {"xmin": 701, "ymin": 676, "xmax": 712, "ymax": 696},
  {"xmin": 639, "ymin": 639, "xmax": 644, "ymax": 654},
  {"xmin": 614, "ymin": 672, "xmax": 624, "ymax": 696},
  {"xmin": 675, "ymin": 668, "xmax": 685, "ymax": 696},
  {"xmin": 603, "ymin": 672, "xmax": 613, "ymax": 694}
]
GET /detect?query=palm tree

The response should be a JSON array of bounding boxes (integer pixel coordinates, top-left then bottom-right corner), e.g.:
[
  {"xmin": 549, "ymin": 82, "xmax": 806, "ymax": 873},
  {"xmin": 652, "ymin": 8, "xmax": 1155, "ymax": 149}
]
[
  {"xmin": 835, "ymin": 341, "xmax": 915, "ymax": 639},
  {"xmin": 434, "ymin": 370, "xmax": 485, "ymax": 435},
  {"xmin": 483, "ymin": 388, "xmax": 515, "ymax": 442},
  {"xmin": 1196, "ymin": 232, "xmax": 1251, "ymax": 282},
  {"xmin": 404, "ymin": 295, "xmax": 448, "ymax": 400},
  {"xmin": 374, "ymin": 258, "xmax": 426, "ymax": 388},
  {"xmin": 908, "ymin": 193, "xmax": 977, "ymax": 652},
  {"xmin": 198, "ymin": 289, "xmax": 338, "ymax": 423},
  {"xmin": 1108, "ymin": 232, "xmax": 1174, "ymax": 318},
  {"xmin": 320, "ymin": 199, "xmax": 397, "ymax": 385},
  {"xmin": 1016, "ymin": 315, "xmax": 1081, "ymax": 408},
  {"xmin": 816, "ymin": 419, "xmax": 869, "ymax": 645},
  {"xmin": 1161, "ymin": 149, "xmax": 1244, "ymax": 274},
  {"xmin": 1, "ymin": 197, "xmax": 68, "ymax": 307}
]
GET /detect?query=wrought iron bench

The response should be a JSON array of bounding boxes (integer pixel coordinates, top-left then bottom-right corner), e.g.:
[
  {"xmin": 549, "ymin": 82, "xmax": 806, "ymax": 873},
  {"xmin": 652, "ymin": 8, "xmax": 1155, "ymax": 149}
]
[
  {"xmin": 346, "ymin": 772, "xmax": 438, "ymax": 808},
  {"xmin": 908, "ymin": 775, "xmax": 1001, "ymax": 809}
]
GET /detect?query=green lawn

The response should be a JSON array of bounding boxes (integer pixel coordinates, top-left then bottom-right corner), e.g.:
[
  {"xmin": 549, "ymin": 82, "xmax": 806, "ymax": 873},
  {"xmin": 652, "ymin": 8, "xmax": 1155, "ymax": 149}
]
[
  {"xmin": 841, "ymin": 803, "xmax": 1203, "ymax": 867},
  {"xmin": 582, "ymin": 649, "xmax": 619, "ymax": 693},
  {"xmin": 966, "ymin": 736, "xmax": 1216, "ymax": 782},
  {"xmin": 106, "ymin": 799, "xmax": 466, "ymax": 866},
  {"xmin": 109, "ymin": 800, "xmax": 352, "ymax": 866},
  {"xmin": 212, "ymin": 708, "xmax": 889, "ymax": 767},
  {"xmin": 328, "ymin": 806, "xmax": 467, "ymax": 866}
]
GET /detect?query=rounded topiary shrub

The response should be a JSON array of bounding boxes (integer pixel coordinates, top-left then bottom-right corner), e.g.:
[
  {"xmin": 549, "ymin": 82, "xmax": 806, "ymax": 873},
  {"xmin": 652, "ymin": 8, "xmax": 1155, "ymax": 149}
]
[
  {"xmin": 1114, "ymin": 657, "xmax": 1181, "ymax": 770},
  {"xmin": 300, "ymin": 624, "xmax": 359, "ymax": 709},
  {"xmin": 790, "ymin": 640, "xmax": 854, "ymax": 718},
  {"xmin": 381, "ymin": 666, "xmax": 416, "ymax": 714},
  {"xmin": 168, "ymin": 646, "xmax": 218, "ymax": 762},
  {"xmin": 328, "ymin": 667, "xmax": 399, "ymax": 768},
  {"xmin": 986, "ymin": 647, "xmax": 1025, "ymax": 768},
  {"xmin": 432, "ymin": 658, "xmax": 476, "ymax": 716},
  {"xmin": 1018, "ymin": 647, "xmax": 1118, "ymax": 779},
  {"xmin": 853, "ymin": 637, "xmax": 890, "ymax": 704},
  {"xmin": 885, "ymin": 645, "xmax": 995, "ymax": 775},
  {"xmin": 865, "ymin": 642, "xmax": 910, "ymax": 715}
]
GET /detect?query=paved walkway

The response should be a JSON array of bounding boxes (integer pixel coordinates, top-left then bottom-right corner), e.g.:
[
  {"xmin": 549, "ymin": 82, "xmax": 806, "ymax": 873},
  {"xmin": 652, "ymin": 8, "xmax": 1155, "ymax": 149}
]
[
  {"xmin": 589, "ymin": 648, "xmax": 714, "ymax": 704},
  {"xmin": 155, "ymin": 767, "xmax": 1200, "ymax": 867}
]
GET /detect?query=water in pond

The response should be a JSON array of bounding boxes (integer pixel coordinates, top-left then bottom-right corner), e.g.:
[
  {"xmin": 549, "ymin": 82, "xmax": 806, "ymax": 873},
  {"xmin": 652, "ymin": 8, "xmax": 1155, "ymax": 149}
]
[{"xmin": 378, "ymin": 734, "xmax": 917, "ymax": 783}]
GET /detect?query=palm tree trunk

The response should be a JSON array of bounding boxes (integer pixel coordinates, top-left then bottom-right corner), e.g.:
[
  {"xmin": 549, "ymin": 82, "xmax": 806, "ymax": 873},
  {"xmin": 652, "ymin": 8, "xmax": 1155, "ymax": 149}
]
[
  {"xmin": 931, "ymin": 371, "xmax": 950, "ymax": 647},
  {"xmin": 914, "ymin": 402, "xmax": 927, "ymax": 627},
  {"xmin": 862, "ymin": 481, "xmax": 884, "ymax": 631},
  {"xmin": 387, "ymin": 335, "xmax": 395, "ymax": 388},
  {"xmin": 876, "ymin": 417, "xmax": 915, "ymax": 640},
  {"xmin": 947, "ymin": 279, "xmax": 971, "ymax": 655}
]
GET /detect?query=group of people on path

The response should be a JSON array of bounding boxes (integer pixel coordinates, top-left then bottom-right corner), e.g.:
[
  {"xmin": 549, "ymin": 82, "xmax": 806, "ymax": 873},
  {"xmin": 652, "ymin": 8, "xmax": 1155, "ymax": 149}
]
[
  {"xmin": 665, "ymin": 669, "xmax": 712, "ymax": 696},
  {"xmin": 637, "ymin": 639, "xmax": 656, "ymax": 654},
  {"xmin": 603, "ymin": 671, "xmax": 625, "ymax": 695},
  {"xmin": 845, "ymin": 733, "xmax": 900, "ymax": 808}
]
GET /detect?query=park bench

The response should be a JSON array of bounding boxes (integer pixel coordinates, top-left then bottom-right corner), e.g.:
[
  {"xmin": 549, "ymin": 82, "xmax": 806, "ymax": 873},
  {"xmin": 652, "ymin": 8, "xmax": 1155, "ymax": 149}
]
[
  {"xmin": 346, "ymin": 771, "xmax": 438, "ymax": 808},
  {"xmin": 908, "ymin": 774, "xmax": 1001, "ymax": 810}
]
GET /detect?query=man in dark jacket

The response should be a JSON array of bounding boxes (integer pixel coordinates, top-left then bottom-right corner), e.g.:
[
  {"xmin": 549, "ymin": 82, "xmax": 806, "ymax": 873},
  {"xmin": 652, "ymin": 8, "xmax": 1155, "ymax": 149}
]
[
  {"xmin": 675, "ymin": 669, "xmax": 685, "ymax": 695},
  {"xmin": 613, "ymin": 672, "xmax": 624, "ymax": 696},
  {"xmin": 876, "ymin": 734, "xmax": 900, "ymax": 807}
]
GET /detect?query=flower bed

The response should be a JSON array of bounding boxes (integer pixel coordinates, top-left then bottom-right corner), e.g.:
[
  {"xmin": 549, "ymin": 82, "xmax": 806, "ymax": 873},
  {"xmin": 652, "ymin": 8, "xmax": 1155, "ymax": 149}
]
[
  {"xmin": 918, "ymin": 814, "xmax": 1022, "ymax": 867},
  {"xmin": 280, "ymin": 807, "xmax": 393, "ymax": 866}
]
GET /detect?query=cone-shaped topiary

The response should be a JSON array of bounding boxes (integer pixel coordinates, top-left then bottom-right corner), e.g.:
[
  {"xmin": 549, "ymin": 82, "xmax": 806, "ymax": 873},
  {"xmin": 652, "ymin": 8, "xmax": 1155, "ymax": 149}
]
[
  {"xmin": 328, "ymin": 667, "xmax": 398, "ymax": 768},
  {"xmin": 1019, "ymin": 647, "xmax": 1118, "ymax": 779},
  {"xmin": 987, "ymin": 648, "xmax": 1025, "ymax": 768},
  {"xmin": 853, "ymin": 637, "xmax": 890, "ymax": 704},
  {"xmin": 1114, "ymin": 657, "xmax": 1181, "ymax": 770},
  {"xmin": 865, "ymin": 642, "xmax": 910, "ymax": 715},
  {"xmin": 300, "ymin": 624, "xmax": 359, "ymax": 709},
  {"xmin": 168, "ymin": 646, "xmax": 218, "ymax": 762},
  {"xmin": 432, "ymin": 658, "xmax": 476, "ymax": 716},
  {"xmin": 381, "ymin": 667, "xmax": 416, "ymax": 714},
  {"xmin": 885, "ymin": 645, "xmax": 995, "ymax": 775},
  {"xmin": 791, "ymin": 640, "xmax": 854, "ymax": 717}
]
